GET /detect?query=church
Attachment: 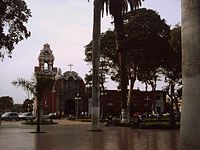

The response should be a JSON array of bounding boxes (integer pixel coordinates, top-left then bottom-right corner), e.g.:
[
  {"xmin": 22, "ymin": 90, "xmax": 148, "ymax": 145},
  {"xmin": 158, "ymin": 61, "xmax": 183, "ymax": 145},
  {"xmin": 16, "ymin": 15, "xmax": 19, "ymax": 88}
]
[
  {"xmin": 34, "ymin": 43, "xmax": 169, "ymax": 118},
  {"xmin": 34, "ymin": 43, "xmax": 87, "ymax": 118}
]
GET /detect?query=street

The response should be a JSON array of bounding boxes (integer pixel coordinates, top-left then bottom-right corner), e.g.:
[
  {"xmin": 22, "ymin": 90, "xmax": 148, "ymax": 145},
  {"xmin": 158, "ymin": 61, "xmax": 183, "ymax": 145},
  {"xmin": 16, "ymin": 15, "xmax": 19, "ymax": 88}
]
[{"xmin": 0, "ymin": 120, "xmax": 180, "ymax": 150}]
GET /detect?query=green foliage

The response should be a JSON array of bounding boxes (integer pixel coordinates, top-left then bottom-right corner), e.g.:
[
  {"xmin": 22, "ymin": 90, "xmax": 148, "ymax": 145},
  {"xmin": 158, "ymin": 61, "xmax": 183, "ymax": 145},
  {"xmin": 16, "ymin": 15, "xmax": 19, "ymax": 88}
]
[
  {"xmin": 161, "ymin": 25, "xmax": 182, "ymax": 124},
  {"xmin": 139, "ymin": 122, "xmax": 180, "ymax": 129},
  {"xmin": 84, "ymin": 73, "xmax": 92, "ymax": 96},
  {"xmin": 101, "ymin": 0, "xmax": 144, "ymax": 17},
  {"xmin": 34, "ymin": 73, "xmax": 54, "ymax": 98},
  {"xmin": 125, "ymin": 8, "xmax": 170, "ymax": 63},
  {"xmin": 0, "ymin": 96, "xmax": 14, "ymax": 112},
  {"xmin": 167, "ymin": 24, "xmax": 182, "ymax": 79},
  {"xmin": 12, "ymin": 74, "xmax": 54, "ymax": 100},
  {"xmin": 124, "ymin": 8, "xmax": 171, "ymax": 87},
  {"xmin": 22, "ymin": 98, "xmax": 34, "ymax": 112},
  {"xmin": 85, "ymin": 33, "xmax": 113, "ymax": 90},
  {"xmin": 0, "ymin": 0, "xmax": 31, "ymax": 59},
  {"xmin": 12, "ymin": 77, "xmax": 35, "ymax": 97},
  {"xmin": 84, "ymin": 73, "xmax": 93, "ymax": 88},
  {"xmin": 12, "ymin": 104, "xmax": 23, "ymax": 112},
  {"xmin": 84, "ymin": 8, "xmax": 172, "ymax": 89},
  {"xmin": 100, "ymin": 0, "xmax": 145, "ymax": 110},
  {"xmin": 163, "ymin": 24, "xmax": 182, "ymax": 90},
  {"xmin": 12, "ymin": 74, "xmax": 54, "ymax": 133},
  {"xmin": 85, "ymin": 30, "xmax": 117, "ymax": 64},
  {"xmin": 85, "ymin": 30, "xmax": 119, "ymax": 83}
]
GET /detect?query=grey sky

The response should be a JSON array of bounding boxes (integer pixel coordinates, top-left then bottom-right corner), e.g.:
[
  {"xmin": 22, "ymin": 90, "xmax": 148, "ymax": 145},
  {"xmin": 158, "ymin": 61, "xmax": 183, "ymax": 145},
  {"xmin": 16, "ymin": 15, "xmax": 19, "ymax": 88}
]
[{"xmin": 0, "ymin": 0, "xmax": 181, "ymax": 104}]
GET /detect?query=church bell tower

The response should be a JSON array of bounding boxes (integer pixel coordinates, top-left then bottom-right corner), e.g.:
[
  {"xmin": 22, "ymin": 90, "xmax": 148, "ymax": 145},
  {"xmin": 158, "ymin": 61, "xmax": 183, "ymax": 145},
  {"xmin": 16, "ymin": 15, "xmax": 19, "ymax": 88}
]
[
  {"xmin": 38, "ymin": 43, "xmax": 55, "ymax": 74},
  {"xmin": 34, "ymin": 43, "xmax": 57, "ymax": 113}
]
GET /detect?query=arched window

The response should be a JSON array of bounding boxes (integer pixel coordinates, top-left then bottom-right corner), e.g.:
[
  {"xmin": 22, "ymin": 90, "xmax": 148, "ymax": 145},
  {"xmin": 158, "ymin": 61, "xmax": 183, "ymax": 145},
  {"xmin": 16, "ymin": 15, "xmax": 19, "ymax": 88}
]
[
  {"xmin": 44, "ymin": 62, "xmax": 48, "ymax": 71},
  {"xmin": 44, "ymin": 51, "xmax": 48, "ymax": 55}
]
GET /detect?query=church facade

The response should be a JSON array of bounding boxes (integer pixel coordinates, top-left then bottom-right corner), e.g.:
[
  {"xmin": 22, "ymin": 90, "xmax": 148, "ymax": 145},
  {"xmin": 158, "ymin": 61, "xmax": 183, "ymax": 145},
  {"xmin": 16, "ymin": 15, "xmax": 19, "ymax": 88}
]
[{"xmin": 34, "ymin": 44, "xmax": 87, "ymax": 117}]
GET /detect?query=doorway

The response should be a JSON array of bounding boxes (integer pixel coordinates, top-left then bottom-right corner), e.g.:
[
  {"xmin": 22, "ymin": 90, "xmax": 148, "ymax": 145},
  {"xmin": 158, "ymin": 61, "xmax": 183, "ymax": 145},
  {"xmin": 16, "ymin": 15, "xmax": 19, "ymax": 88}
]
[{"xmin": 64, "ymin": 99, "xmax": 75, "ymax": 116}]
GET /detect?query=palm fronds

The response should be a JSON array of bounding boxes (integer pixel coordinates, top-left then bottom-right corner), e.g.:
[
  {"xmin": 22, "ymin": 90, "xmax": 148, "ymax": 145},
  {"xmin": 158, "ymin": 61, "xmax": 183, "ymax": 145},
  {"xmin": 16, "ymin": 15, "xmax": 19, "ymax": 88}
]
[
  {"xmin": 101, "ymin": 0, "xmax": 144, "ymax": 16},
  {"xmin": 12, "ymin": 77, "xmax": 35, "ymax": 96}
]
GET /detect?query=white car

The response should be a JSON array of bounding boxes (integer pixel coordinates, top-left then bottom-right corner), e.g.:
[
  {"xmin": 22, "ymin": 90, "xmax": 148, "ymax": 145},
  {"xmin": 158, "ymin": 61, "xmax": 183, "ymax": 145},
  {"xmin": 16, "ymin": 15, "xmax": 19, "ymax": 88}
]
[
  {"xmin": 1, "ymin": 112, "xmax": 19, "ymax": 121},
  {"xmin": 44, "ymin": 112, "xmax": 58, "ymax": 119},
  {"xmin": 19, "ymin": 112, "xmax": 35, "ymax": 121}
]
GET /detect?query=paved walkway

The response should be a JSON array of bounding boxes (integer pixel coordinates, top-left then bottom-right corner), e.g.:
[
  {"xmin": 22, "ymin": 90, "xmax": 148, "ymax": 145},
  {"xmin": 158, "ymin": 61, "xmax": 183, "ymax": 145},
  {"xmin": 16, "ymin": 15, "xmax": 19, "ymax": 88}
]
[{"xmin": 0, "ymin": 119, "xmax": 180, "ymax": 150}]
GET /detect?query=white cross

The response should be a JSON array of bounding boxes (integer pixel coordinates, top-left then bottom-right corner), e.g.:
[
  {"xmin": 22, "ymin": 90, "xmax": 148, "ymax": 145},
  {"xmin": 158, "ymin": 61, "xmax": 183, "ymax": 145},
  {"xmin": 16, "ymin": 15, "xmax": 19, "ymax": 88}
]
[{"xmin": 68, "ymin": 64, "xmax": 73, "ymax": 72}]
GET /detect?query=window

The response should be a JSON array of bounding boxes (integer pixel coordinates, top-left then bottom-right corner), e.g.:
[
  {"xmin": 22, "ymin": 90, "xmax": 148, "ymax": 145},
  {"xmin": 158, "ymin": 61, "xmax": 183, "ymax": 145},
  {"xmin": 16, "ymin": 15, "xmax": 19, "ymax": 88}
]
[{"xmin": 44, "ymin": 62, "xmax": 48, "ymax": 71}]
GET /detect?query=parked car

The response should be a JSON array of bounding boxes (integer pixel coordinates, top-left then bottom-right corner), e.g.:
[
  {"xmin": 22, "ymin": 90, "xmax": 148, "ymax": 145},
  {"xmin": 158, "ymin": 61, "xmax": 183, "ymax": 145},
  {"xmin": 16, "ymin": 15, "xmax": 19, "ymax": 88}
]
[
  {"xmin": 19, "ymin": 112, "xmax": 36, "ymax": 121},
  {"xmin": 1, "ymin": 112, "xmax": 19, "ymax": 121},
  {"xmin": 44, "ymin": 113, "xmax": 58, "ymax": 119}
]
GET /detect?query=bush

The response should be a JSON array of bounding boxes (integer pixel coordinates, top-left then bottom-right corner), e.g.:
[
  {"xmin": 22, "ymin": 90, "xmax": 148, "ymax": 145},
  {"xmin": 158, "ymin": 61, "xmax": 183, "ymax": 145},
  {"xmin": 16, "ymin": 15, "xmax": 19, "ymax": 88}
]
[
  {"xmin": 21, "ymin": 120, "xmax": 58, "ymax": 125},
  {"xmin": 139, "ymin": 122, "xmax": 180, "ymax": 130}
]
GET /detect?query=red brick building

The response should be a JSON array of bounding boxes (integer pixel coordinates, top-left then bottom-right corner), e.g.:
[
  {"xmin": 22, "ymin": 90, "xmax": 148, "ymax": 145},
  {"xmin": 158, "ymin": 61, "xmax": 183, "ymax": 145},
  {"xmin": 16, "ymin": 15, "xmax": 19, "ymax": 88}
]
[{"xmin": 99, "ymin": 89, "xmax": 168, "ymax": 117}]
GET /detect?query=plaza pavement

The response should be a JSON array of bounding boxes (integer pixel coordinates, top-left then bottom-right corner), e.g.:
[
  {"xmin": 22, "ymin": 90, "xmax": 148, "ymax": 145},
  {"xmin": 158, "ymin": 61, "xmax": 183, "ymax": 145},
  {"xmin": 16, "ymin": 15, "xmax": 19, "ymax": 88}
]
[{"xmin": 0, "ymin": 119, "xmax": 180, "ymax": 150}]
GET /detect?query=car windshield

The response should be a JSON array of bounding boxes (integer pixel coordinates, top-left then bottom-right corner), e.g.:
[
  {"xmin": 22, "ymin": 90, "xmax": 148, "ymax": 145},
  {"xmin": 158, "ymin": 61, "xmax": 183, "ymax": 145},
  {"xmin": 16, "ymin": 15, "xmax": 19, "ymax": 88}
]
[
  {"xmin": 2, "ymin": 112, "xmax": 12, "ymax": 116},
  {"xmin": 2, "ymin": 112, "xmax": 18, "ymax": 116},
  {"xmin": 21, "ymin": 112, "xmax": 32, "ymax": 116},
  {"xmin": 3, "ymin": 112, "xmax": 10, "ymax": 115}
]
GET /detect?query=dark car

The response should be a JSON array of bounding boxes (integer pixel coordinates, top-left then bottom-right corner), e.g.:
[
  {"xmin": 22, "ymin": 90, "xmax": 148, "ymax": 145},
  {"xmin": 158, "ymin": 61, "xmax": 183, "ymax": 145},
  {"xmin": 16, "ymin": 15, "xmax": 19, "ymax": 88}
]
[{"xmin": 1, "ymin": 112, "xmax": 19, "ymax": 121}]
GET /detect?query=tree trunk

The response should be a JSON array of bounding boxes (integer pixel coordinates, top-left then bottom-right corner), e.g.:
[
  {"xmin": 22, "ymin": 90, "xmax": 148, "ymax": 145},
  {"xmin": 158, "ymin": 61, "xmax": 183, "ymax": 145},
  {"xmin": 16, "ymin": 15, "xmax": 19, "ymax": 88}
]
[
  {"xmin": 181, "ymin": 0, "xmax": 200, "ymax": 149},
  {"xmin": 36, "ymin": 76, "xmax": 42, "ymax": 133},
  {"xmin": 145, "ymin": 82, "xmax": 148, "ymax": 92},
  {"xmin": 100, "ymin": 70, "xmax": 105, "ymax": 118},
  {"xmin": 150, "ymin": 77, "xmax": 156, "ymax": 114},
  {"xmin": 127, "ymin": 69, "xmax": 136, "ymax": 119},
  {"xmin": 113, "ymin": 10, "xmax": 128, "ymax": 123},
  {"xmin": 91, "ymin": 0, "xmax": 101, "ymax": 131},
  {"xmin": 174, "ymin": 97, "xmax": 180, "ymax": 112},
  {"xmin": 36, "ymin": 96, "xmax": 41, "ymax": 133},
  {"xmin": 127, "ymin": 78, "xmax": 135, "ymax": 117},
  {"xmin": 169, "ymin": 83, "xmax": 176, "ymax": 127}
]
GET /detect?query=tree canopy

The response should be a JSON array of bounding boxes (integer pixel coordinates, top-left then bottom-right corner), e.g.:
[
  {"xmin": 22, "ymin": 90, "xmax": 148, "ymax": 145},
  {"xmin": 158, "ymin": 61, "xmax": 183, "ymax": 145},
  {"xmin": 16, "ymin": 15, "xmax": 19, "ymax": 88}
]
[
  {"xmin": 0, "ymin": 0, "xmax": 31, "ymax": 59},
  {"xmin": 163, "ymin": 24, "xmax": 182, "ymax": 111},
  {"xmin": 84, "ymin": 8, "xmax": 172, "ymax": 90},
  {"xmin": 0, "ymin": 96, "xmax": 14, "ymax": 112}
]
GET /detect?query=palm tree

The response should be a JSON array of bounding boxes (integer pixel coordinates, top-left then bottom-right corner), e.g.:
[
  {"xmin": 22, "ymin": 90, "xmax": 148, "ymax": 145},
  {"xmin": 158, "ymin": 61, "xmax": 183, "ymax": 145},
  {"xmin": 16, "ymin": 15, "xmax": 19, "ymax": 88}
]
[
  {"xmin": 12, "ymin": 78, "xmax": 35, "ymax": 99},
  {"xmin": 12, "ymin": 75, "xmax": 52, "ymax": 133},
  {"xmin": 89, "ymin": 0, "xmax": 144, "ymax": 129},
  {"xmin": 101, "ymin": 0, "xmax": 144, "ymax": 122},
  {"xmin": 91, "ymin": 0, "xmax": 102, "ymax": 131},
  {"xmin": 181, "ymin": 0, "xmax": 200, "ymax": 149}
]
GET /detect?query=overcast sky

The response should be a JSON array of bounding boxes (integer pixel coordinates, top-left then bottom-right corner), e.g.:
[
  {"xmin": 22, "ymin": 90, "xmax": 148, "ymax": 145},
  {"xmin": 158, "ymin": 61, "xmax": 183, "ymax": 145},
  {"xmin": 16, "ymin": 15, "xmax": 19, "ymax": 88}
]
[{"xmin": 0, "ymin": 0, "xmax": 181, "ymax": 104}]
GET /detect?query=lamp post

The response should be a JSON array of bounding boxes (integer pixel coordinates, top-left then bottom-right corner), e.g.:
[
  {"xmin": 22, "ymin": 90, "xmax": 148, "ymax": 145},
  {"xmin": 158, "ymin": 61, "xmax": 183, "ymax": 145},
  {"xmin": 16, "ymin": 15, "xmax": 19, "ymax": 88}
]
[
  {"xmin": 100, "ymin": 91, "xmax": 107, "ymax": 118},
  {"xmin": 75, "ymin": 93, "xmax": 81, "ymax": 119},
  {"xmin": 144, "ymin": 95, "xmax": 150, "ymax": 117},
  {"xmin": 45, "ymin": 100, "xmax": 48, "ymax": 109},
  {"xmin": 27, "ymin": 103, "xmax": 30, "ymax": 112}
]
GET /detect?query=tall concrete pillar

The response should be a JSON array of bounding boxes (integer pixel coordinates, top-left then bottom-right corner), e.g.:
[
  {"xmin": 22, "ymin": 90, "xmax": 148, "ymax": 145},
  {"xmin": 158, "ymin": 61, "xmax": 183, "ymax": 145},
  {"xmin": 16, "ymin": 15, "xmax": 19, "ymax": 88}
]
[
  {"xmin": 91, "ymin": 0, "xmax": 101, "ymax": 131},
  {"xmin": 181, "ymin": 0, "xmax": 200, "ymax": 149}
]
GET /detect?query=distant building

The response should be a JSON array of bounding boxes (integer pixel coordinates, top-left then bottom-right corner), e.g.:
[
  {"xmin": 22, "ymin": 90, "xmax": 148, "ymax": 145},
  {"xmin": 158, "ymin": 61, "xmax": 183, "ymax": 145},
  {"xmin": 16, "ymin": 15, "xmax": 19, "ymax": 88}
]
[
  {"xmin": 34, "ymin": 44, "xmax": 167, "ymax": 117},
  {"xmin": 99, "ymin": 89, "xmax": 168, "ymax": 117}
]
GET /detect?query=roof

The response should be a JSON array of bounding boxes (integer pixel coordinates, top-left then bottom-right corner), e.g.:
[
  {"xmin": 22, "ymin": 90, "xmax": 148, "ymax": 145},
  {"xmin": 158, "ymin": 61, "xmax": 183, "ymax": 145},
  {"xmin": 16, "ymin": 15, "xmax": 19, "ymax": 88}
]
[{"xmin": 62, "ymin": 71, "xmax": 83, "ymax": 81}]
